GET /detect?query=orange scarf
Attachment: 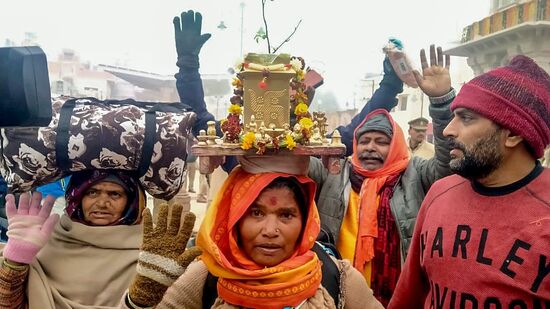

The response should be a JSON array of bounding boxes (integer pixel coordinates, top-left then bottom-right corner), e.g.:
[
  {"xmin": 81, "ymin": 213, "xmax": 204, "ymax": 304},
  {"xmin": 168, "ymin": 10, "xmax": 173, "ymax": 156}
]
[
  {"xmin": 350, "ymin": 109, "xmax": 410, "ymax": 272},
  {"xmin": 197, "ymin": 167, "xmax": 322, "ymax": 309}
]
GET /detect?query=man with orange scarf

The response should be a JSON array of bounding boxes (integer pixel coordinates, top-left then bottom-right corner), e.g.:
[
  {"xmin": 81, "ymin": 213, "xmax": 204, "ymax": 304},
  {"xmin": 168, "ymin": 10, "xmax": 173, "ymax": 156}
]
[{"xmin": 308, "ymin": 45, "xmax": 454, "ymax": 305}]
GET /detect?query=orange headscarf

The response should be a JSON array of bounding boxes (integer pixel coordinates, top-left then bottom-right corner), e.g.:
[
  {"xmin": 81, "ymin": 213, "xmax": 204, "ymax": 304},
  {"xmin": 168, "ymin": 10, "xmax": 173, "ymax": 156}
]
[
  {"xmin": 351, "ymin": 109, "xmax": 410, "ymax": 272},
  {"xmin": 197, "ymin": 167, "xmax": 322, "ymax": 309}
]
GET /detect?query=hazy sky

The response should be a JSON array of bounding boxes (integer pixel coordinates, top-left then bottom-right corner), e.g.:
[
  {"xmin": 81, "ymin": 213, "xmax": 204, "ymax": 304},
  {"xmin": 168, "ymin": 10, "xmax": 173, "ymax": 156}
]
[{"xmin": 1, "ymin": 0, "xmax": 490, "ymax": 103}]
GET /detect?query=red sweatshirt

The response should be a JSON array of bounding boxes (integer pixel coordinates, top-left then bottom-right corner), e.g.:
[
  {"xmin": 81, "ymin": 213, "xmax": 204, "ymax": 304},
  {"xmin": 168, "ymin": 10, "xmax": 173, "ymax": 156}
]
[{"xmin": 389, "ymin": 165, "xmax": 550, "ymax": 308}]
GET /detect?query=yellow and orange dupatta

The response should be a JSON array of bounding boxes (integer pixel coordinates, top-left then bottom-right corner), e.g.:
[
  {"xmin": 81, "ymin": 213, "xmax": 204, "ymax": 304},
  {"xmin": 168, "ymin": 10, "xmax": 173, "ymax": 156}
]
[
  {"xmin": 349, "ymin": 109, "xmax": 410, "ymax": 273},
  {"xmin": 197, "ymin": 167, "xmax": 322, "ymax": 309}
]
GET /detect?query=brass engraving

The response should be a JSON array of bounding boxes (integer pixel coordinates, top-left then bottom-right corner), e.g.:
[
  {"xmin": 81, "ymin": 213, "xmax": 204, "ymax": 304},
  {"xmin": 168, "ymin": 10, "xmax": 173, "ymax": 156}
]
[
  {"xmin": 241, "ymin": 70, "xmax": 293, "ymax": 128},
  {"xmin": 248, "ymin": 88, "xmax": 286, "ymax": 125}
]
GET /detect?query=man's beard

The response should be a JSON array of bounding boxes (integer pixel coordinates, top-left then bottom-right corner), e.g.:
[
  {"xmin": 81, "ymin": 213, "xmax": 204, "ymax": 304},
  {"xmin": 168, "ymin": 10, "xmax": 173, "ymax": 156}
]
[{"xmin": 449, "ymin": 129, "xmax": 503, "ymax": 180}]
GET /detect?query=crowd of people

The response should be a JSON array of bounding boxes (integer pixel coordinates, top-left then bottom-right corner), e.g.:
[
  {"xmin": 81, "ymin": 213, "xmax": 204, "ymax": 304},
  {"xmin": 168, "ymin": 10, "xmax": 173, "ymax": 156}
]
[{"xmin": 0, "ymin": 8, "xmax": 548, "ymax": 309}]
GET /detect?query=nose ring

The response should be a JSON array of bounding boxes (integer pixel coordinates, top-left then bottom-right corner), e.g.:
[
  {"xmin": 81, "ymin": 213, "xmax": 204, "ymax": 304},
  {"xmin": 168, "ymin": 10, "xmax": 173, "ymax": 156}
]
[{"xmin": 275, "ymin": 228, "xmax": 280, "ymax": 233}]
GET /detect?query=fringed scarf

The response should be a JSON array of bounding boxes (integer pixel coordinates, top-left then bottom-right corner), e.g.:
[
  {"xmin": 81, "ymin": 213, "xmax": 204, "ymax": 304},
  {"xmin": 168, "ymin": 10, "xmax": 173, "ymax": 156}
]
[{"xmin": 349, "ymin": 109, "xmax": 409, "ymax": 297}]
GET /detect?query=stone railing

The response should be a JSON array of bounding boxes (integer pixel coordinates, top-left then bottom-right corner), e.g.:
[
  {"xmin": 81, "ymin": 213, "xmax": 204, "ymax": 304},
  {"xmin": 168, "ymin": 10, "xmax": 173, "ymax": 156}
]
[{"xmin": 461, "ymin": 0, "xmax": 549, "ymax": 43}]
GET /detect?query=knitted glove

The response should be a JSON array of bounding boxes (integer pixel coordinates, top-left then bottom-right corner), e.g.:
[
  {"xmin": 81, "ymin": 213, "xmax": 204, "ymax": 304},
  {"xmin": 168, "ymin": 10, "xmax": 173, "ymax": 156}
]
[
  {"xmin": 173, "ymin": 10, "xmax": 211, "ymax": 69},
  {"xmin": 128, "ymin": 203, "xmax": 202, "ymax": 307},
  {"xmin": 3, "ymin": 193, "xmax": 59, "ymax": 264}
]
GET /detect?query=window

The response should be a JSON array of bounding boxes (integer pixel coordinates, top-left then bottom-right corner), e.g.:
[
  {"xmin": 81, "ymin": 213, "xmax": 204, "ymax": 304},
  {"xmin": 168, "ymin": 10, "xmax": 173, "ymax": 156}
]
[
  {"xmin": 55, "ymin": 81, "xmax": 64, "ymax": 94},
  {"xmin": 501, "ymin": 0, "xmax": 516, "ymax": 7},
  {"xmin": 492, "ymin": 0, "xmax": 518, "ymax": 13},
  {"xmin": 495, "ymin": 0, "xmax": 517, "ymax": 10}
]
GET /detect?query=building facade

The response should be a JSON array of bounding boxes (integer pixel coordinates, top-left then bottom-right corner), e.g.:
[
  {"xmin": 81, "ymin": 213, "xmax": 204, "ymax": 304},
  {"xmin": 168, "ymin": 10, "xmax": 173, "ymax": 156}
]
[{"xmin": 446, "ymin": 0, "xmax": 550, "ymax": 73}]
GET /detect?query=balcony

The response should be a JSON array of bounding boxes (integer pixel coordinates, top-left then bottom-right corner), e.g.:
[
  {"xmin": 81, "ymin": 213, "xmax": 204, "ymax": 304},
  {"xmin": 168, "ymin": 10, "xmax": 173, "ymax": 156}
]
[{"xmin": 461, "ymin": 0, "xmax": 548, "ymax": 43}]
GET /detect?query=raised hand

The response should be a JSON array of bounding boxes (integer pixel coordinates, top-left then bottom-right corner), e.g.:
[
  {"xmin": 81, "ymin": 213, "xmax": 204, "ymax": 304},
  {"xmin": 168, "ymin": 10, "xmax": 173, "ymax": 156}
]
[
  {"xmin": 413, "ymin": 45, "xmax": 451, "ymax": 97},
  {"xmin": 3, "ymin": 192, "xmax": 59, "ymax": 265},
  {"xmin": 173, "ymin": 10, "xmax": 212, "ymax": 69},
  {"xmin": 128, "ymin": 203, "xmax": 201, "ymax": 307}
]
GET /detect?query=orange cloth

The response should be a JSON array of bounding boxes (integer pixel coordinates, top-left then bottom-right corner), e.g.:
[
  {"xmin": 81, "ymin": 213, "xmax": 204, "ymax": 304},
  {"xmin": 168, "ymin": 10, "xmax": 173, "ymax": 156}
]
[
  {"xmin": 350, "ymin": 109, "xmax": 410, "ymax": 273},
  {"xmin": 337, "ymin": 190, "xmax": 374, "ymax": 282},
  {"xmin": 197, "ymin": 167, "xmax": 322, "ymax": 309},
  {"xmin": 337, "ymin": 190, "xmax": 359, "ymax": 266}
]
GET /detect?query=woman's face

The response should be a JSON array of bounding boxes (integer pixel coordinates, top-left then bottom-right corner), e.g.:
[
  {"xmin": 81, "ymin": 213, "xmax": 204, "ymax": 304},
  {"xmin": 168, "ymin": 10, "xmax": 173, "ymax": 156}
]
[
  {"xmin": 81, "ymin": 181, "xmax": 128, "ymax": 226},
  {"xmin": 238, "ymin": 187, "xmax": 303, "ymax": 267}
]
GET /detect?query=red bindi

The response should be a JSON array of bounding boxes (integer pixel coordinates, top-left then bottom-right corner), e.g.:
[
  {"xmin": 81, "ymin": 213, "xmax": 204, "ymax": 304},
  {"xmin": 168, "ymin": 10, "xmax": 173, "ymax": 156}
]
[{"xmin": 269, "ymin": 196, "xmax": 277, "ymax": 206}]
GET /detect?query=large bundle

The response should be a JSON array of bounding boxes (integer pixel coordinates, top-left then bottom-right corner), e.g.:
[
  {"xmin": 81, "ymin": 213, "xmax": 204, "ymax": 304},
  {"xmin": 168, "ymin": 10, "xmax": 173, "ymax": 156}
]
[{"xmin": 0, "ymin": 97, "xmax": 195, "ymax": 200}]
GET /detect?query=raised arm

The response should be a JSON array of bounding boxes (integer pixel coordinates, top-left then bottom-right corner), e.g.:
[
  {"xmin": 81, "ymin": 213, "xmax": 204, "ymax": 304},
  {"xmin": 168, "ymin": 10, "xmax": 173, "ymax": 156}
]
[
  {"xmin": 0, "ymin": 193, "xmax": 59, "ymax": 309},
  {"xmin": 412, "ymin": 45, "xmax": 454, "ymax": 190},
  {"xmin": 334, "ymin": 57, "xmax": 404, "ymax": 156},
  {"xmin": 125, "ymin": 204, "xmax": 201, "ymax": 308},
  {"xmin": 173, "ymin": 10, "xmax": 214, "ymax": 138},
  {"xmin": 173, "ymin": 10, "xmax": 238, "ymax": 173}
]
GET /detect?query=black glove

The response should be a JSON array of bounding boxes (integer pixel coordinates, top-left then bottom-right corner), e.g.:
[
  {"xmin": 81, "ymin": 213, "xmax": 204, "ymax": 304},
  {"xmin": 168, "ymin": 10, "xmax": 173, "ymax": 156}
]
[{"xmin": 173, "ymin": 10, "xmax": 212, "ymax": 69}]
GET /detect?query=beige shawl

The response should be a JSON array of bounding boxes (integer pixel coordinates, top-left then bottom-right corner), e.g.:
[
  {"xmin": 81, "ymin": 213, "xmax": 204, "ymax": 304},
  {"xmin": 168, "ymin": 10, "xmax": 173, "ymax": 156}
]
[
  {"xmin": 155, "ymin": 259, "xmax": 383, "ymax": 309},
  {"xmin": 27, "ymin": 215, "xmax": 141, "ymax": 309}
]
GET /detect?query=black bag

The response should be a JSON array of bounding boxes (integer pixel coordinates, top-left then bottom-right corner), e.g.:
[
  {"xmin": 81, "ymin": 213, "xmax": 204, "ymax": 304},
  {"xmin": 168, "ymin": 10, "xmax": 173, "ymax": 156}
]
[
  {"xmin": 0, "ymin": 46, "xmax": 52, "ymax": 127},
  {"xmin": 201, "ymin": 242, "xmax": 341, "ymax": 308}
]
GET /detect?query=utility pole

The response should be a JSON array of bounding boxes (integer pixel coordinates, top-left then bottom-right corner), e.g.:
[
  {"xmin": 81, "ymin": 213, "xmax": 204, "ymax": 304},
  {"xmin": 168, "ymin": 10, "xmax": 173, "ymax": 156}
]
[{"xmin": 240, "ymin": 2, "xmax": 245, "ymax": 57}]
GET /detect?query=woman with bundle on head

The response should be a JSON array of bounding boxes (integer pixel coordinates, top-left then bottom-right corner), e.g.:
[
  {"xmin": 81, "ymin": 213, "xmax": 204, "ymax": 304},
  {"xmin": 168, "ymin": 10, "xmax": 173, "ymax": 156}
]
[
  {"xmin": 124, "ymin": 162, "xmax": 383, "ymax": 309},
  {"xmin": 0, "ymin": 170, "xmax": 197, "ymax": 309}
]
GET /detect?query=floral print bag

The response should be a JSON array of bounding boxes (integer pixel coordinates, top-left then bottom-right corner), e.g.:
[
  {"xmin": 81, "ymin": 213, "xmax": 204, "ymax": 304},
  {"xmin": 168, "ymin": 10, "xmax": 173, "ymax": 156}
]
[{"xmin": 0, "ymin": 96, "xmax": 196, "ymax": 200}]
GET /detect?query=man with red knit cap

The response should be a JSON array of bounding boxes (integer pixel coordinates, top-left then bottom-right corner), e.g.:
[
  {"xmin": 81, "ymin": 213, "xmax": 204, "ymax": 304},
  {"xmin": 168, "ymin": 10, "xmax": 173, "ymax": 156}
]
[{"xmin": 389, "ymin": 55, "xmax": 550, "ymax": 307}]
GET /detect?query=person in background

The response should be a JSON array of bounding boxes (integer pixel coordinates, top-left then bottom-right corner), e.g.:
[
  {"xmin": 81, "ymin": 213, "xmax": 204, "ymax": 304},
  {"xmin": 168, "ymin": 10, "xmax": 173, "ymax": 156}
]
[
  {"xmin": 185, "ymin": 134, "xmax": 210, "ymax": 204},
  {"xmin": 407, "ymin": 116, "xmax": 435, "ymax": 159},
  {"xmin": 196, "ymin": 173, "xmax": 209, "ymax": 204},
  {"xmin": 0, "ymin": 170, "xmax": 155, "ymax": 308},
  {"xmin": 308, "ymin": 45, "xmax": 453, "ymax": 306},
  {"xmin": 186, "ymin": 136, "xmax": 198, "ymax": 194},
  {"xmin": 389, "ymin": 55, "xmax": 550, "ymax": 307}
]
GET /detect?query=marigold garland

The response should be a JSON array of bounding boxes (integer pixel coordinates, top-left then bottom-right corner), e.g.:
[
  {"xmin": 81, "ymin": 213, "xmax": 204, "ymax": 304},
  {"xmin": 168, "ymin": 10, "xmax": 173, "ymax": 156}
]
[
  {"xmin": 299, "ymin": 117, "xmax": 314, "ymax": 130},
  {"xmin": 232, "ymin": 78, "xmax": 242, "ymax": 87},
  {"xmin": 221, "ymin": 55, "xmax": 316, "ymax": 152},
  {"xmin": 285, "ymin": 134, "xmax": 297, "ymax": 150},
  {"xmin": 228, "ymin": 104, "xmax": 243, "ymax": 115},
  {"xmin": 241, "ymin": 131, "xmax": 256, "ymax": 150},
  {"xmin": 294, "ymin": 103, "xmax": 308, "ymax": 116}
]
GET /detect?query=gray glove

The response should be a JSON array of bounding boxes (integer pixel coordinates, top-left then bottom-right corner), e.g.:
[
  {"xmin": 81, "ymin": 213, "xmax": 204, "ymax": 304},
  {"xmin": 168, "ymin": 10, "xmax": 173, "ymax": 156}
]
[{"xmin": 173, "ymin": 10, "xmax": 211, "ymax": 69}]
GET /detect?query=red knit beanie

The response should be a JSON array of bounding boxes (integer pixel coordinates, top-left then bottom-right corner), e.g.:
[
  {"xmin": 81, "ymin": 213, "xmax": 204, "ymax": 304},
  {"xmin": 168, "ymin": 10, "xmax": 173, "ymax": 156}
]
[{"xmin": 451, "ymin": 55, "xmax": 550, "ymax": 158}]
